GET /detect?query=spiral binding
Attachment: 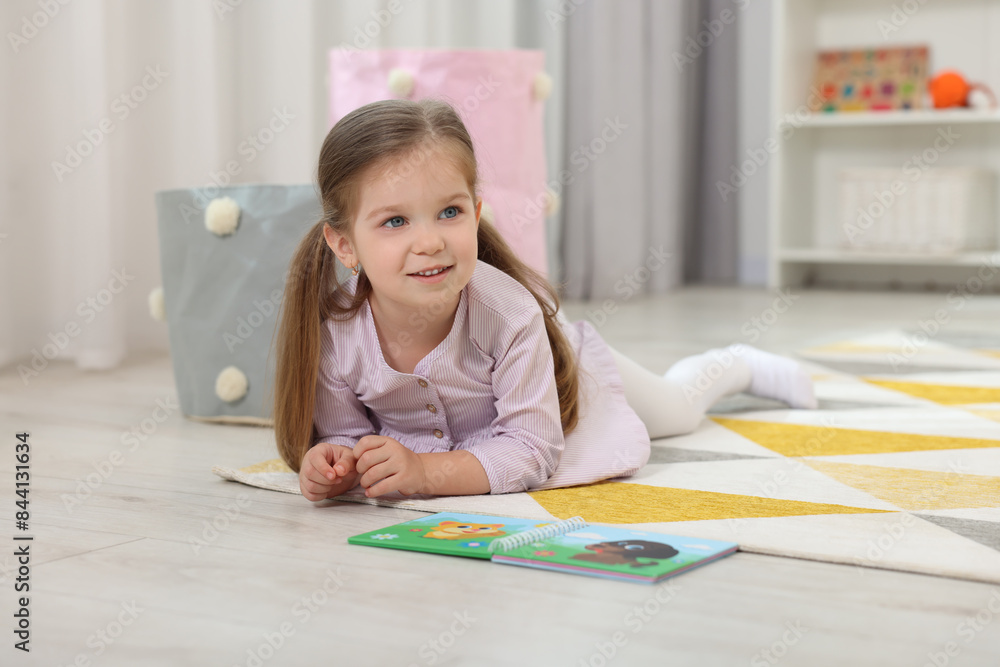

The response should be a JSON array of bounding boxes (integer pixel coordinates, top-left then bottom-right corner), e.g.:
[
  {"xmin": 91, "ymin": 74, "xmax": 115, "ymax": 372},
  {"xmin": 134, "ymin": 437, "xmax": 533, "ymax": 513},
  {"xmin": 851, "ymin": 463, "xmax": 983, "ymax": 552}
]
[{"xmin": 488, "ymin": 516, "xmax": 588, "ymax": 553}]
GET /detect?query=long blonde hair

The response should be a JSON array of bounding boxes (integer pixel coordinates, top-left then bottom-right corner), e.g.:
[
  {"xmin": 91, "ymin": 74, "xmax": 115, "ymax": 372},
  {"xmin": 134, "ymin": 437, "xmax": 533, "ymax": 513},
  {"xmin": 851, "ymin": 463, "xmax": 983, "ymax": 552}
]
[{"xmin": 273, "ymin": 98, "xmax": 581, "ymax": 472}]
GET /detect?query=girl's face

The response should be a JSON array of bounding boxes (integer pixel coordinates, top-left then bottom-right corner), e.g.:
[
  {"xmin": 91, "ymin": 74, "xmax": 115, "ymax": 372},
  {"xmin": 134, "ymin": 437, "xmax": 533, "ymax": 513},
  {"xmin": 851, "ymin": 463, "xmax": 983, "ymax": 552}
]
[{"xmin": 326, "ymin": 145, "xmax": 481, "ymax": 319}]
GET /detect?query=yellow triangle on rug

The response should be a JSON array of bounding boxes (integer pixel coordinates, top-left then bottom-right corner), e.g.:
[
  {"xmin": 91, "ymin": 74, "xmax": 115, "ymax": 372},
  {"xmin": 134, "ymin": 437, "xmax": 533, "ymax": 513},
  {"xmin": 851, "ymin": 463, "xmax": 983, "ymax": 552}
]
[
  {"xmin": 802, "ymin": 461, "xmax": 1000, "ymax": 511},
  {"xmin": 863, "ymin": 379, "xmax": 1000, "ymax": 405},
  {"xmin": 712, "ymin": 417, "xmax": 1000, "ymax": 457},
  {"xmin": 527, "ymin": 481, "xmax": 891, "ymax": 524}
]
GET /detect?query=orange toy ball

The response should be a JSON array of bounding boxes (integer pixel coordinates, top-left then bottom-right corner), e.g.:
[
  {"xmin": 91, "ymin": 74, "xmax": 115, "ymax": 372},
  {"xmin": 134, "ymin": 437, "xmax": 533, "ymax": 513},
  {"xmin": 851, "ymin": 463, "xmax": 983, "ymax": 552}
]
[{"xmin": 929, "ymin": 71, "xmax": 971, "ymax": 108}]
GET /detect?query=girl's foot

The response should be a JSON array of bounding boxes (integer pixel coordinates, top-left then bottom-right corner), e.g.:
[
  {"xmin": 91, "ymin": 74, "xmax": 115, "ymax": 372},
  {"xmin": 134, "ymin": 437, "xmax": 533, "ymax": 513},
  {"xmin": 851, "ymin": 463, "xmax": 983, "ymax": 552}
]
[{"xmin": 728, "ymin": 344, "xmax": 818, "ymax": 409}]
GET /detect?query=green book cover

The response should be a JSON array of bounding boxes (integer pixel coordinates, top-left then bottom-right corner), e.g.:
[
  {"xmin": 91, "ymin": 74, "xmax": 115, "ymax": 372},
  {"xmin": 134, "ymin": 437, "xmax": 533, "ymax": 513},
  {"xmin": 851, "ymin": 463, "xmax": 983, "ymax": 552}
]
[
  {"xmin": 349, "ymin": 512, "xmax": 739, "ymax": 583},
  {"xmin": 347, "ymin": 512, "xmax": 559, "ymax": 559}
]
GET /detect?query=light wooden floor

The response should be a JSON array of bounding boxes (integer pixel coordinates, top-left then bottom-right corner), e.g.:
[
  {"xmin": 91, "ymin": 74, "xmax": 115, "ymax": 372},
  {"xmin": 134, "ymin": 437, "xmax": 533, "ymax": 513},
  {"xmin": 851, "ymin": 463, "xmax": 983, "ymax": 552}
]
[{"xmin": 3, "ymin": 286, "xmax": 1000, "ymax": 666}]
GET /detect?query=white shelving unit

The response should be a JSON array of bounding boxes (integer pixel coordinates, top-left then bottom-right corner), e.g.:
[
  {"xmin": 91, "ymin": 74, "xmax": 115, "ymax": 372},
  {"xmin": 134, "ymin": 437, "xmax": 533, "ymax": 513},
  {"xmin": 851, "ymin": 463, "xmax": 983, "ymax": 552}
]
[{"xmin": 768, "ymin": 0, "xmax": 1000, "ymax": 289}]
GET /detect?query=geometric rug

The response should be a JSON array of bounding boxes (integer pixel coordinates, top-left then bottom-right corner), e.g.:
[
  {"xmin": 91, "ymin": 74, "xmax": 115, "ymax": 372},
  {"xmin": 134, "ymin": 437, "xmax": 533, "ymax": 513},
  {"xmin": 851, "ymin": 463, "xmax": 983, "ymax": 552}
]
[{"xmin": 213, "ymin": 328, "xmax": 1000, "ymax": 583}]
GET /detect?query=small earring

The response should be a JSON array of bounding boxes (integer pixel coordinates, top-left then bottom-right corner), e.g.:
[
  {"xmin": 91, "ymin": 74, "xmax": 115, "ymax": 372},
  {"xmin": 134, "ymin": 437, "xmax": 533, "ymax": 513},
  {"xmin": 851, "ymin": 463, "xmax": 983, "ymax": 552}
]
[{"xmin": 351, "ymin": 263, "xmax": 361, "ymax": 276}]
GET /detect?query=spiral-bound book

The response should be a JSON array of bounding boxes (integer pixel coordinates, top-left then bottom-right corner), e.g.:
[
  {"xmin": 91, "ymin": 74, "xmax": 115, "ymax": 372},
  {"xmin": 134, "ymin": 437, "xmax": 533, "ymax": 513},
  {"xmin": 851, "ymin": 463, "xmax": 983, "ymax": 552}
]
[{"xmin": 347, "ymin": 512, "xmax": 739, "ymax": 584}]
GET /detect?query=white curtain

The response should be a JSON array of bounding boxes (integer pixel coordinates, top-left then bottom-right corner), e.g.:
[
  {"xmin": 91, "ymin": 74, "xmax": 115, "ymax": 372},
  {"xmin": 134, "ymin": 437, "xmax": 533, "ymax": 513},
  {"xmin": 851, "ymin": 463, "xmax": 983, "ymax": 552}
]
[
  {"xmin": 0, "ymin": 0, "xmax": 568, "ymax": 373},
  {"xmin": 1, "ymin": 0, "xmax": 736, "ymax": 374},
  {"xmin": 559, "ymin": 0, "xmax": 741, "ymax": 298},
  {"xmin": 560, "ymin": 0, "xmax": 685, "ymax": 299}
]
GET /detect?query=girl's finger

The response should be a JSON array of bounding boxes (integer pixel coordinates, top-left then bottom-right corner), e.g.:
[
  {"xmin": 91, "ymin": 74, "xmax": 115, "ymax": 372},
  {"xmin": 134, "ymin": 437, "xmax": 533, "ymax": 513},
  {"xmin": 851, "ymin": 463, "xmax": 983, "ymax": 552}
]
[
  {"xmin": 352, "ymin": 435, "xmax": 390, "ymax": 461},
  {"xmin": 364, "ymin": 472, "xmax": 399, "ymax": 498},
  {"xmin": 359, "ymin": 459, "xmax": 396, "ymax": 491},
  {"xmin": 301, "ymin": 480, "xmax": 331, "ymax": 500},
  {"xmin": 333, "ymin": 449, "xmax": 357, "ymax": 476},
  {"xmin": 308, "ymin": 445, "xmax": 340, "ymax": 475},
  {"xmin": 304, "ymin": 457, "xmax": 337, "ymax": 484},
  {"xmin": 355, "ymin": 444, "xmax": 391, "ymax": 475}
]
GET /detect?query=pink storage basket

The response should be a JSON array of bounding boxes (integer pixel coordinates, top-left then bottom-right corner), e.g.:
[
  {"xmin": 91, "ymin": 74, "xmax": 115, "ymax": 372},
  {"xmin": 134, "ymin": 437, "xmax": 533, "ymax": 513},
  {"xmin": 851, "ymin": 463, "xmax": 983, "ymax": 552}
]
[{"xmin": 329, "ymin": 48, "xmax": 552, "ymax": 278}]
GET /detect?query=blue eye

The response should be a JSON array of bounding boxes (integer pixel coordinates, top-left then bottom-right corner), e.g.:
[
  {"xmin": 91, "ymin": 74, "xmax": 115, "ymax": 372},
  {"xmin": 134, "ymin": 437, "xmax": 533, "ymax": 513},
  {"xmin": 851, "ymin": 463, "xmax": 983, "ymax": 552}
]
[
  {"xmin": 382, "ymin": 216, "xmax": 405, "ymax": 229},
  {"xmin": 441, "ymin": 206, "xmax": 461, "ymax": 219}
]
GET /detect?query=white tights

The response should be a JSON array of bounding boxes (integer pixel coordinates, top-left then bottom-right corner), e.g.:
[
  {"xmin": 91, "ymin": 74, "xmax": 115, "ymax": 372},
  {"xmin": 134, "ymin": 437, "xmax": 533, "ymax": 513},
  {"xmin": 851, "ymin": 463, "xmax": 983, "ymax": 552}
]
[{"xmin": 607, "ymin": 345, "xmax": 753, "ymax": 440}]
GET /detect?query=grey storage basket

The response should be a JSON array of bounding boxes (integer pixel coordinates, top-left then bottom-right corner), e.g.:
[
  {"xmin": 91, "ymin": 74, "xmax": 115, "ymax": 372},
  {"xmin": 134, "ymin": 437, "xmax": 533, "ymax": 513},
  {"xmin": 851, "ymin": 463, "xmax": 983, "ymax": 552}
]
[{"xmin": 154, "ymin": 183, "xmax": 347, "ymax": 424}]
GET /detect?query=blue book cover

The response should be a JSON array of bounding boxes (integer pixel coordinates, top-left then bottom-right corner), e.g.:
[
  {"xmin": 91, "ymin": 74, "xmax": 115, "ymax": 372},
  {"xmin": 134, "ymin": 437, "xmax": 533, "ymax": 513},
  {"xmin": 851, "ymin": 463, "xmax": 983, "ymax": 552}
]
[{"xmin": 489, "ymin": 522, "xmax": 739, "ymax": 584}]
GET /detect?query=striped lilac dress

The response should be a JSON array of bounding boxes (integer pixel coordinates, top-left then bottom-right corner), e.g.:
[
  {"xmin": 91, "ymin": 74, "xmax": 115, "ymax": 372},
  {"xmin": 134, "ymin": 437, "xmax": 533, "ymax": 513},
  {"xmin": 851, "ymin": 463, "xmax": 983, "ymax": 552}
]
[{"xmin": 312, "ymin": 259, "xmax": 651, "ymax": 494}]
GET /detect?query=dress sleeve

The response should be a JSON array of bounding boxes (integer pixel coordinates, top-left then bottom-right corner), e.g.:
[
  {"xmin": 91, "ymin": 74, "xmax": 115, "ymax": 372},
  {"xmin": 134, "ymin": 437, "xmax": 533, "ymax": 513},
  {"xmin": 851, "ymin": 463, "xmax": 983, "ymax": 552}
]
[
  {"xmin": 312, "ymin": 323, "xmax": 377, "ymax": 449},
  {"xmin": 455, "ymin": 307, "xmax": 566, "ymax": 494}
]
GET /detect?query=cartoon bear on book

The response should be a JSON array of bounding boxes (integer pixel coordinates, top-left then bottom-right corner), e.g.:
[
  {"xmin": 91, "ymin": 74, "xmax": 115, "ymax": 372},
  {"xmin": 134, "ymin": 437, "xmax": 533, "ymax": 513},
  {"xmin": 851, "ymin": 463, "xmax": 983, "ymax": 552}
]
[{"xmin": 571, "ymin": 540, "xmax": 679, "ymax": 568}]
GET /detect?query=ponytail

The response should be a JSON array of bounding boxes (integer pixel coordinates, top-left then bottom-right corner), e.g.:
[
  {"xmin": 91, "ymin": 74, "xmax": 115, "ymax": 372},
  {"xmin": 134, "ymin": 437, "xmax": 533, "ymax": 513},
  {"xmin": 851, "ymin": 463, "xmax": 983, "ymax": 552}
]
[{"xmin": 273, "ymin": 221, "xmax": 367, "ymax": 472}]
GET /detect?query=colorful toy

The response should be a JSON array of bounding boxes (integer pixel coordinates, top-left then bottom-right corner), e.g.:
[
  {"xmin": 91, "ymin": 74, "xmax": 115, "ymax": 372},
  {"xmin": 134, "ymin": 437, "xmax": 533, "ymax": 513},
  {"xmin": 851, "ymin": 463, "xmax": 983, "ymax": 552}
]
[
  {"xmin": 928, "ymin": 70, "xmax": 997, "ymax": 109},
  {"xmin": 813, "ymin": 45, "xmax": 928, "ymax": 112}
]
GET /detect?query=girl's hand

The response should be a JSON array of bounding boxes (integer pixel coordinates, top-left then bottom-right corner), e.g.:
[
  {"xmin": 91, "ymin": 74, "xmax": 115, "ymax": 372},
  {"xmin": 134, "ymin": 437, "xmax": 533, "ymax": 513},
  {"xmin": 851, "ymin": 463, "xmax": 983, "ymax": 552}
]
[
  {"xmin": 299, "ymin": 442, "xmax": 360, "ymax": 501},
  {"xmin": 353, "ymin": 435, "xmax": 427, "ymax": 498}
]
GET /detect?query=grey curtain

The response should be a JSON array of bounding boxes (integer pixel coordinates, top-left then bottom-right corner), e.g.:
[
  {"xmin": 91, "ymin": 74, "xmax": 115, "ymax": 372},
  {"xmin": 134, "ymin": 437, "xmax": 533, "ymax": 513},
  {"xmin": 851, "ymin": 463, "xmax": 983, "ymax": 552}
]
[{"xmin": 558, "ymin": 0, "xmax": 740, "ymax": 299}]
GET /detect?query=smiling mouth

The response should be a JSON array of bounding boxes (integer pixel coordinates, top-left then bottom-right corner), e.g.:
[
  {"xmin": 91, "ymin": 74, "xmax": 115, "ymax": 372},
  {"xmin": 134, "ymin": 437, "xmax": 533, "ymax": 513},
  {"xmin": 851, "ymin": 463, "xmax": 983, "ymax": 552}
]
[{"xmin": 408, "ymin": 265, "xmax": 453, "ymax": 277}]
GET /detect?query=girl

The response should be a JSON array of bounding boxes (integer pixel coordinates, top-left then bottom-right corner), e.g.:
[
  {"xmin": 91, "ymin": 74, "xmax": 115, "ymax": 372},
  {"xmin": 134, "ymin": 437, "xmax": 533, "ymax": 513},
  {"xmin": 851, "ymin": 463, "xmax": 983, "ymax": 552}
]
[{"xmin": 274, "ymin": 98, "xmax": 816, "ymax": 502}]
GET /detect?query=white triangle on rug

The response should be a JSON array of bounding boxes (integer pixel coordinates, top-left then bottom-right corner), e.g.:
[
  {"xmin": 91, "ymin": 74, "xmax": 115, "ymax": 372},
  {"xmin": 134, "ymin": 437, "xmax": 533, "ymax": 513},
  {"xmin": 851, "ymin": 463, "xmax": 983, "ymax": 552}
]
[
  {"xmin": 649, "ymin": 418, "xmax": 783, "ymax": 458},
  {"xmin": 623, "ymin": 512, "xmax": 1000, "ymax": 584},
  {"xmin": 799, "ymin": 329, "xmax": 1000, "ymax": 370},
  {"xmin": 809, "ymin": 371, "xmax": 930, "ymax": 406},
  {"xmin": 620, "ymin": 458, "xmax": 900, "ymax": 511},
  {"xmin": 723, "ymin": 405, "xmax": 1000, "ymax": 440},
  {"xmin": 805, "ymin": 448, "xmax": 1000, "ymax": 477},
  {"xmin": 864, "ymin": 370, "xmax": 1000, "ymax": 389}
]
